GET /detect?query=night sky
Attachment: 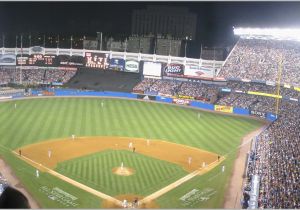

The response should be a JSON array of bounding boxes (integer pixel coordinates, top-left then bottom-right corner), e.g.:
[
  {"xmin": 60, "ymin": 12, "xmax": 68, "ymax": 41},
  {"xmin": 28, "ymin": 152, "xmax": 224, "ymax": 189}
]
[{"xmin": 0, "ymin": 1, "xmax": 300, "ymax": 57}]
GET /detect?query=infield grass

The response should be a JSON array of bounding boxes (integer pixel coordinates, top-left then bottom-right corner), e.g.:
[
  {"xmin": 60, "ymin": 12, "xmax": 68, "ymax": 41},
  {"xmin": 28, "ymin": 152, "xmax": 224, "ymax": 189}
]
[
  {"xmin": 0, "ymin": 98, "xmax": 264, "ymax": 208},
  {"xmin": 56, "ymin": 150, "xmax": 188, "ymax": 196}
]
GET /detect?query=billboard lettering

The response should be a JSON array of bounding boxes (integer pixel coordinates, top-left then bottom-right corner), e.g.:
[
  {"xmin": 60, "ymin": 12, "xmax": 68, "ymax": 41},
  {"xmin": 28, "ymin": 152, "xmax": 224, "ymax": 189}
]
[
  {"xmin": 184, "ymin": 65, "xmax": 214, "ymax": 78},
  {"xmin": 163, "ymin": 63, "xmax": 184, "ymax": 77},
  {"xmin": 58, "ymin": 55, "xmax": 84, "ymax": 67},
  {"xmin": 0, "ymin": 54, "xmax": 16, "ymax": 66},
  {"xmin": 125, "ymin": 60, "xmax": 139, "ymax": 73},
  {"xmin": 214, "ymin": 105, "xmax": 233, "ymax": 113},
  {"xmin": 250, "ymin": 110, "xmax": 266, "ymax": 118},
  {"xmin": 109, "ymin": 58, "xmax": 125, "ymax": 71},
  {"xmin": 172, "ymin": 98, "xmax": 190, "ymax": 105},
  {"xmin": 85, "ymin": 52, "xmax": 109, "ymax": 69}
]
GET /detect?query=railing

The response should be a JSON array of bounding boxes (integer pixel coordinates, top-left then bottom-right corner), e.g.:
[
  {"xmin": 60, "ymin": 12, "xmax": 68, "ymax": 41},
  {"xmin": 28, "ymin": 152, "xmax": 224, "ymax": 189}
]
[{"xmin": 0, "ymin": 47, "xmax": 224, "ymax": 67}]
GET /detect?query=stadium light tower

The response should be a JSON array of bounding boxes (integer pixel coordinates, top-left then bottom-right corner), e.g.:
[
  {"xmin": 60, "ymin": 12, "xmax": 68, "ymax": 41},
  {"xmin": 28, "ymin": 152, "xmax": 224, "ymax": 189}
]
[
  {"xmin": 71, "ymin": 35, "xmax": 73, "ymax": 49},
  {"xmin": 233, "ymin": 27, "xmax": 300, "ymax": 41},
  {"xmin": 29, "ymin": 33, "xmax": 31, "ymax": 47},
  {"xmin": 184, "ymin": 36, "xmax": 192, "ymax": 57},
  {"xmin": 2, "ymin": 33, "xmax": 4, "ymax": 48}
]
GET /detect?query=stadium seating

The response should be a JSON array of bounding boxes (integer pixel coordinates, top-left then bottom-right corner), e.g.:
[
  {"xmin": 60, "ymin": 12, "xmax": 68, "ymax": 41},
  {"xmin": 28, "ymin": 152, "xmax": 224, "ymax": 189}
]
[{"xmin": 219, "ymin": 39, "xmax": 300, "ymax": 86}]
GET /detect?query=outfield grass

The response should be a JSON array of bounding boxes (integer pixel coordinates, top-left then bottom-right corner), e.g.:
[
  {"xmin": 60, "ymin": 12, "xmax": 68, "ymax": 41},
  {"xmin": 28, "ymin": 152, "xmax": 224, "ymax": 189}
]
[
  {"xmin": 0, "ymin": 98, "xmax": 264, "ymax": 208},
  {"xmin": 56, "ymin": 150, "xmax": 188, "ymax": 196}
]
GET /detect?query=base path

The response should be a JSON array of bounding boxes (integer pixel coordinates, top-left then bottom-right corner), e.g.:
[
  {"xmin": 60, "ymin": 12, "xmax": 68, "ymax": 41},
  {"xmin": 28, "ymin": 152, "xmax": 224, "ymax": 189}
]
[
  {"xmin": 223, "ymin": 124, "xmax": 268, "ymax": 208},
  {"xmin": 140, "ymin": 157, "xmax": 224, "ymax": 204},
  {"xmin": 12, "ymin": 150, "xmax": 122, "ymax": 207}
]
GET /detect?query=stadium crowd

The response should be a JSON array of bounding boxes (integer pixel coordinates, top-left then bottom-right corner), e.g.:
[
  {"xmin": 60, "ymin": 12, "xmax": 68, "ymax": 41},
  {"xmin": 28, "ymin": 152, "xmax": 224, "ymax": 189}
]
[
  {"xmin": 133, "ymin": 79, "xmax": 219, "ymax": 101},
  {"xmin": 0, "ymin": 67, "xmax": 77, "ymax": 84},
  {"xmin": 245, "ymin": 101, "xmax": 300, "ymax": 209},
  {"xmin": 219, "ymin": 39, "xmax": 300, "ymax": 86}
]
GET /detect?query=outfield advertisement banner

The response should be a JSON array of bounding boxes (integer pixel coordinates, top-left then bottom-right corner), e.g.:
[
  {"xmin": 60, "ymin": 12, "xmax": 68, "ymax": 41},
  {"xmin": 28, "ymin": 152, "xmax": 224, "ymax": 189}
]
[
  {"xmin": 109, "ymin": 58, "xmax": 125, "ymax": 71},
  {"xmin": 163, "ymin": 63, "xmax": 184, "ymax": 77},
  {"xmin": 177, "ymin": 95, "xmax": 194, "ymax": 100},
  {"xmin": 143, "ymin": 62, "xmax": 162, "ymax": 76},
  {"xmin": 136, "ymin": 94, "xmax": 156, "ymax": 100},
  {"xmin": 184, "ymin": 65, "xmax": 214, "ymax": 78},
  {"xmin": 214, "ymin": 105, "xmax": 233, "ymax": 113},
  {"xmin": 85, "ymin": 52, "xmax": 109, "ymax": 69},
  {"xmin": 172, "ymin": 98, "xmax": 191, "ymax": 105},
  {"xmin": 125, "ymin": 60, "xmax": 139, "ymax": 73},
  {"xmin": 0, "ymin": 54, "xmax": 16, "ymax": 65},
  {"xmin": 250, "ymin": 110, "xmax": 266, "ymax": 118}
]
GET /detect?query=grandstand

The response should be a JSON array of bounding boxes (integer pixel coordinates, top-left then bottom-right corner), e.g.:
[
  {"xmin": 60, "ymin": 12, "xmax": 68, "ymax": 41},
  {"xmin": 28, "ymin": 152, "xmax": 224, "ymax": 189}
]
[{"xmin": 0, "ymin": 28, "xmax": 299, "ymax": 209}]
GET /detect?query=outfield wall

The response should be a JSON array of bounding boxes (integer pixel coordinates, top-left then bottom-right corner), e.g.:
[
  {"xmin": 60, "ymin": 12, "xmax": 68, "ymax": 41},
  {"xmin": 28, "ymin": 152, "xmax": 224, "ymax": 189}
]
[{"xmin": 28, "ymin": 89, "xmax": 277, "ymax": 122}]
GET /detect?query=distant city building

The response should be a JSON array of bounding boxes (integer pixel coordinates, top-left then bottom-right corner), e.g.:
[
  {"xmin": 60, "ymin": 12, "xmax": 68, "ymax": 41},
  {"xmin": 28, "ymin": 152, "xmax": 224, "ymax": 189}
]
[
  {"xmin": 131, "ymin": 5, "xmax": 197, "ymax": 40},
  {"xmin": 201, "ymin": 47, "xmax": 226, "ymax": 61},
  {"xmin": 127, "ymin": 35, "xmax": 153, "ymax": 54},
  {"xmin": 156, "ymin": 35, "xmax": 182, "ymax": 57},
  {"xmin": 106, "ymin": 38, "xmax": 124, "ymax": 52},
  {"xmin": 83, "ymin": 40, "xmax": 98, "ymax": 50}
]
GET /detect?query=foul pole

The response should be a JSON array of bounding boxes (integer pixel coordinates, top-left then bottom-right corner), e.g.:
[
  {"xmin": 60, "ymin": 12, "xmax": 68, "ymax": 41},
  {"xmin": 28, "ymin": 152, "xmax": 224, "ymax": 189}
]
[{"xmin": 275, "ymin": 55, "xmax": 283, "ymax": 115}]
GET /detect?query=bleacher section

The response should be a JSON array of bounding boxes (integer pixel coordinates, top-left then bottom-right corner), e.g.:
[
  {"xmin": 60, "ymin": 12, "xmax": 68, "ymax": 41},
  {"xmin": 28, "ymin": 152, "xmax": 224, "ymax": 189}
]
[{"xmin": 66, "ymin": 68, "xmax": 142, "ymax": 92}]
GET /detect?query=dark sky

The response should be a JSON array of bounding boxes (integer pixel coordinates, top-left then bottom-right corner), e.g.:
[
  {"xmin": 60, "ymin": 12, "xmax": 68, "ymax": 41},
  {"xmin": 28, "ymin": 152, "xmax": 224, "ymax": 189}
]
[{"xmin": 0, "ymin": 1, "xmax": 300, "ymax": 56}]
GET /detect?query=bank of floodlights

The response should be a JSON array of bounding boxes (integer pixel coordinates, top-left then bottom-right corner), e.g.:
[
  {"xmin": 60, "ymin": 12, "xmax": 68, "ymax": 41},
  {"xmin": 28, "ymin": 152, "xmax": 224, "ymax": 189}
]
[{"xmin": 233, "ymin": 27, "xmax": 300, "ymax": 42}]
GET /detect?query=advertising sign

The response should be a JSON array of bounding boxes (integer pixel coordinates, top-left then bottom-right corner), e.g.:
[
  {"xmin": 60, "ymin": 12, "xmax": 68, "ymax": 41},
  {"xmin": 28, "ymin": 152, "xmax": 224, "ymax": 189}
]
[
  {"xmin": 109, "ymin": 58, "xmax": 125, "ymax": 71},
  {"xmin": 85, "ymin": 52, "xmax": 109, "ymax": 69},
  {"xmin": 0, "ymin": 54, "xmax": 16, "ymax": 65},
  {"xmin": 125, "ymin": 60, "xmax": 139, "ymax": 73},
  {"xmin": 214, "ymin": 105, "xmax": 233, "ymax": 113},
  {"xmin": 143, "ymin": 62, "xmax": 162, "ymax": 76},
  {"xmin": 250, "ymin": 110, "xmax": 266, "ymax": 118},
  {"xmin": 31, "ymin": 46, "xmax": 44, "ymax": 54},
  {"xmin": 58, "ymin": 55, "xmax": 84, "ymax": 67},
  {"xmin": 163, "ymin": 63, "xmax": 184, "ymax": 77},
  {"xmin": 172, "ymin": 98, "xmax": 190, "ymax": 105},
  {"xmin": 184, "ymin": 65, "xmax": 214, "ymax": 78}
]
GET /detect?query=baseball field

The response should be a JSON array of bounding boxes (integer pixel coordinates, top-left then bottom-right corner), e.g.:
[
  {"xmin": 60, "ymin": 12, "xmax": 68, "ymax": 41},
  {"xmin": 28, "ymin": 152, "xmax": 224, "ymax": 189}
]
[{"xmin": 0, "ymin": 97, "xmax": 265, "ymax": 208}]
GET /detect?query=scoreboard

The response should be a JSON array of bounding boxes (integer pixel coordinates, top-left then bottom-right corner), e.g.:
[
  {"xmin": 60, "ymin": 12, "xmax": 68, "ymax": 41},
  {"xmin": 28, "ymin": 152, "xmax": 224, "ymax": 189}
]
[
  {"xmin": 17, "ymin": 54, "xmax": 58, "ymax": 66},
  {"xmin": 85, "ymin": 52, "xmax": 109, "ymax": 69}
]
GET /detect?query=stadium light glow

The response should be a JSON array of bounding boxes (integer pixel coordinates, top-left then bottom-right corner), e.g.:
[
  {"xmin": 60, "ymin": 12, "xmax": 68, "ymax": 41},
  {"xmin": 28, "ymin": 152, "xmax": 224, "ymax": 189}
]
[{"xmin": 233, "ymin": 27, "xmax": 300, "ymax": 42}]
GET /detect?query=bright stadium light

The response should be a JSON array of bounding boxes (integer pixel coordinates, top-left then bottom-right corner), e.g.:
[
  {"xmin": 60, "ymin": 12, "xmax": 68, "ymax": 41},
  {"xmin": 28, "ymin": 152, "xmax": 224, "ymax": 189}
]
[{"xmin": 233, "ymin": 27, "xmax": 300, "ymax": 42}]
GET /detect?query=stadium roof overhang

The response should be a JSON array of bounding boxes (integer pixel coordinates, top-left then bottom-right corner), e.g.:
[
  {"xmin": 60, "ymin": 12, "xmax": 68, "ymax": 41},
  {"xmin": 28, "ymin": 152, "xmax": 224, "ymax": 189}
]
[{"xmin": 233, "ymin": 27, "xmax": 300, "ymax": 42}]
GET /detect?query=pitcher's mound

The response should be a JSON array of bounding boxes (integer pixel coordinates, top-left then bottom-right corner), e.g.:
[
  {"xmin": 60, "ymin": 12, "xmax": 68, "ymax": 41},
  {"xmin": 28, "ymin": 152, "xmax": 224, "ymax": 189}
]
[{"xmin": 112, "ymin": 167, "xmax": 135, "ymax": 176}]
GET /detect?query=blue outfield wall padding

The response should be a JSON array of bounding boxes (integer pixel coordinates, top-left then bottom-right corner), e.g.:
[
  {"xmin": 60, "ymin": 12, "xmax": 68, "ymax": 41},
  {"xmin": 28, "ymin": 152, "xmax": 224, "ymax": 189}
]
[
  {"xmin": 190, "ymin": 101, "xmax": 214, "ymax": 110},
  {"xmin": 53, "ymin": 89, "xmax": 137, "ymax": 98},
  {"xmin": 233, "ymin": 107, "xmax": 250, "ymax": 115},
  {"xmin": 156, "ymin": 96, "xmax": 173, "ymax": 103},
  {"xmin": 266, "ymin": 112, "xmax": 277, "ymax": 122}
]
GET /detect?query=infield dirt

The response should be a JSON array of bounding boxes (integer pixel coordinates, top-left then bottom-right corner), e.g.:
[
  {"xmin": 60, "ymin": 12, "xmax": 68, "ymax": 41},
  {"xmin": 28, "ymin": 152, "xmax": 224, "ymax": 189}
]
[{"xmin": 16, "ymin": 136, "xmax": 220, "ymax": 173}]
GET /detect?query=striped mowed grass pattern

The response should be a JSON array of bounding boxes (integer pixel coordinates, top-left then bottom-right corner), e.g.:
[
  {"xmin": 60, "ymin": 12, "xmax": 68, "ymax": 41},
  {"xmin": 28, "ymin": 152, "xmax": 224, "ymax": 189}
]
[
  {"xmin": 0, "ymin": 98, "xmax": 264, "ymax": 208},
  {"xmin": 0, "ymin": 98, "xmax": 261, "ymax": 154},
  {"xmin": 56, "ymin": 150, "xmax": 188, "ymax": 196}
]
